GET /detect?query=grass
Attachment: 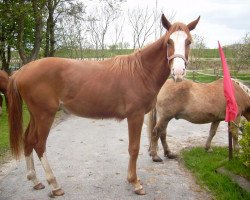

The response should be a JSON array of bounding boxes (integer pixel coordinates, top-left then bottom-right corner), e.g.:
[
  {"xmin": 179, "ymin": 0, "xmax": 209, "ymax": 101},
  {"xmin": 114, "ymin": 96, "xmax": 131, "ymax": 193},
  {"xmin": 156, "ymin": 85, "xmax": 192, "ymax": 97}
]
[
  {"xmin": 0, "ymin": 100, "xmax": 10, "ymax": 158},
  {"xmin": 0, "ymin": 98, "xmax": 30, "ymax": 159},
  {"xmin": 181, "ymin": 146, "xmax": 250, "ymax": 200},
  {"xmin": 186, "ymin": 70, "xmax": 250, "ymax": 83}
]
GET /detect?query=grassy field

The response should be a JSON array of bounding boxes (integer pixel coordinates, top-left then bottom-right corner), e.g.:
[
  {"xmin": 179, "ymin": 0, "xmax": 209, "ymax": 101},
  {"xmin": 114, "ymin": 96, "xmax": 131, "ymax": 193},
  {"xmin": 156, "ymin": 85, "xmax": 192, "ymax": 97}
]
[
  {"xmin": 181, "ymin": 147, "xmax": 250, "ymax": 200},
  {"xmin": 53, "ymin": 48, "xmax": 233, "ymax": 59},
  {"xmin": 0, "ymin": 98, "xmax": 30, "ymax": 159}
]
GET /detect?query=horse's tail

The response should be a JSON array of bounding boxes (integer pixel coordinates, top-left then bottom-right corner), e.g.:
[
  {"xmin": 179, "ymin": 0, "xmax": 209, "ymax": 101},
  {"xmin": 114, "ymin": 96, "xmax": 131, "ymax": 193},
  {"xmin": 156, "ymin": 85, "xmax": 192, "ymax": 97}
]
[
  {"xmin": 147, "ymin": 107, "xmax": 157, "ymax": 144},
  {"xmin": 7, "ymin": 76, "xmax": 23, "ymax": 159}
]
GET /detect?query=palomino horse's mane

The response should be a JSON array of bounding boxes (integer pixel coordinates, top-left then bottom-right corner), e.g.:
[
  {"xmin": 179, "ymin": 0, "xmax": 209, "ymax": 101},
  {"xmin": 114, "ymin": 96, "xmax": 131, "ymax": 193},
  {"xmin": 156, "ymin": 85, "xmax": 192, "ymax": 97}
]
[{"xmin": 232, "ymin": 79, "xmax": 250, "ymax": 97}]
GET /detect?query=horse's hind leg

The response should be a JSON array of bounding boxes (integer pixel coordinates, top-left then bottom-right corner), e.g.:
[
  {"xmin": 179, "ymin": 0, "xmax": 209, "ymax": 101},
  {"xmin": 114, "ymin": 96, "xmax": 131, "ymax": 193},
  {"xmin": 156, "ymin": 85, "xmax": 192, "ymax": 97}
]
[
  {"xmin": 33, "ymin": 110, "xmax": 65, "ymax": 196},
  {"xmin": 205, "ymin": 121, "xmax": 220, "ymax": 151},
  {"xmin": 160, "ymin": 128, "xmax": 177, "ymax": 159},
  {"xmin": 150, "ymin": 119, "xmax": 169, "ymax": 162},
  {"xmin": 24, "ymin": 120, "xmax": 45, "ymax": 190}
]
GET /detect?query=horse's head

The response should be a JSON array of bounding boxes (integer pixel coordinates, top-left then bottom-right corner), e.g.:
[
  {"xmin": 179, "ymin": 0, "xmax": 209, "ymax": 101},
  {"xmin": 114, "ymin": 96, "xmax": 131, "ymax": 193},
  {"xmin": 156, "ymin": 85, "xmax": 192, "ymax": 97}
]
[{"xmin": 161, "ymin": 14, "xmax": 200, "ymax": 82}]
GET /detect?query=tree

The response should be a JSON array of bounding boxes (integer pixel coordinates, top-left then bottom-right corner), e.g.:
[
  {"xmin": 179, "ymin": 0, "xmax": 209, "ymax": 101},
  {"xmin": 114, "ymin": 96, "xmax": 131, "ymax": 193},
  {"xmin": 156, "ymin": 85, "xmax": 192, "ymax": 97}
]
[
  {"xmin": 15, "ymin": 0, "xmax": 46, "ymax": 64},
  {"xmin": 44, "ymin": 0, "xmax": 60, "ymax": 57},
  {"xmin": 0, "ymin": 0, "xmax": 16, "ymax": 72},
  {"xmin": 44, "ymin": 0, "xmax": 85, "ymax": 57},
  {"xmin": 230, "ymin": 32, "xmax": 250, "ymax": 72},
  {"xmin": 56, "ymin": 1, "xmax": 86, "ymax": 58},
  {"xmin": 190, "ymin": 34, "xmax": 206, "ymax": 69},
  {"xmin": 110, "ymin": 17, "xmax": 124, "ymax": 49},
  {"xmin": 128, "ymin": 7, "xmax": 155, "ymax": 49},
  {"xmin": 86, "ymin": 0, "xmax": 122, "ymax": 57}
]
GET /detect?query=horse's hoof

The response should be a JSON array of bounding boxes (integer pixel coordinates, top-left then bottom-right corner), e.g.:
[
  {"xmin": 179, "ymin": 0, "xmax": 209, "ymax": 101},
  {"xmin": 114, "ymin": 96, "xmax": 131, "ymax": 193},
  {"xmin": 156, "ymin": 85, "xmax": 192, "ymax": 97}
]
[
  {"xmin": 134, "ymin": 187, "xmax": 146, "ymax": 195},
  {"xmin": 205, "ymin": 148, "xmax": 213, "ymax": 152},
  {"xmin": 152, "ymin": 155, "xmax": 163, "ymax": 162},
  {"xmin": 51, "ymin": 188, "xmax": 65, "ymax": 196},
  {"xmin": 33, "ymin": 183, "xmax": 45, "ymax": 190},
  {"xmin": 166, "ymin": 153, "xmax": 178, "ymax": 159}
]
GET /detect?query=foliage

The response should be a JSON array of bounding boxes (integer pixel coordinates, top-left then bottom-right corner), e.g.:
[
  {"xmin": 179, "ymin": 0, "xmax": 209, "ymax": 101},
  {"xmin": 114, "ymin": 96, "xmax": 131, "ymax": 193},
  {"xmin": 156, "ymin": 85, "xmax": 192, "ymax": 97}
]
[
  {"xmin": 239, "ymin": 121, "xmax": 250, "ymax": 167},
  {"xmin": 182, "ymin": 147, "xmax": 250, "ymax": 200},
  {"xmin": 227, "ymin": 33, "xmax": 250, "ymax": 72}
]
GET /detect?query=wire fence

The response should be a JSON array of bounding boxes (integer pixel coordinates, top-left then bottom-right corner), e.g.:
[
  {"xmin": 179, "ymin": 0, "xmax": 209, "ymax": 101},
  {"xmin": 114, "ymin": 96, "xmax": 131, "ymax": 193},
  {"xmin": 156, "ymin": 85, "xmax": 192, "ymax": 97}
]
[{"xmin": 187, "ymin": 69, "xmax": 250, "ymax": 87}]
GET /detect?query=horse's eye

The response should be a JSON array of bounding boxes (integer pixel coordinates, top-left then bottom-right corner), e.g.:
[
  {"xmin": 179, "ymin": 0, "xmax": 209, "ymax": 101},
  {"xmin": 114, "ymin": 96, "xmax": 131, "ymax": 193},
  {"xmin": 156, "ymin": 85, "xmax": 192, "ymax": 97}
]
[
  {"xmin": 167, "ymin": 39, "xmax": 173, "ymax": 46},
  {"xmin": 186, "ymin": 40, "xmax": 191, "ymax": 46}
]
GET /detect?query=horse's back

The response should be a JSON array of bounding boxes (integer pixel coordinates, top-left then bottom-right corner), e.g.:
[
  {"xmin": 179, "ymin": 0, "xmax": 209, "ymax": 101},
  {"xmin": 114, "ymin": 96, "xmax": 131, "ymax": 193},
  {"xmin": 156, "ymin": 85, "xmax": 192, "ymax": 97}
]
[
  {"xmin": 13, "ymin": 57, "xmax": 128, "ymax": 119},
  {"xmin": 156, "ymin": 79, "xmax": 227, "ymax": 123}
]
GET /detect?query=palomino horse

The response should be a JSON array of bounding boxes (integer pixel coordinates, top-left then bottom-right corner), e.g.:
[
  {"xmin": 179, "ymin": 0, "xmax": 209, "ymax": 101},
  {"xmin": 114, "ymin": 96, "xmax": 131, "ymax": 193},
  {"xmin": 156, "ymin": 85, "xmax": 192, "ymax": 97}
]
[
  {"xmin": 148, "ymin": 78, "xmax": 250, "ymax": 162},
  {"xmin": 0, "ymin": 70, "xmax": 9, "ymax": 115},
  {"xmin": 8, "ymin": 14, "xmax": 200, "ymax": 196}
]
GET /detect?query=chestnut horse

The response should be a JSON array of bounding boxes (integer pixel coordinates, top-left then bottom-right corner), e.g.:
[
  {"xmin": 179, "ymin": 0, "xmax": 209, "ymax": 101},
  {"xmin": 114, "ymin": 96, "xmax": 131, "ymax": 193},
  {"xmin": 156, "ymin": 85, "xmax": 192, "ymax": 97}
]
[
  {"xmin": 0, "ymin": 70, "xmax": 9, "ymax": 115},
  {"xmin": 148, "ymin": 79, "xmax": 250, "ymax": 162},
  {"xmin": 8, "ymin": 14, "xmax": 200, "ymax": 196}
]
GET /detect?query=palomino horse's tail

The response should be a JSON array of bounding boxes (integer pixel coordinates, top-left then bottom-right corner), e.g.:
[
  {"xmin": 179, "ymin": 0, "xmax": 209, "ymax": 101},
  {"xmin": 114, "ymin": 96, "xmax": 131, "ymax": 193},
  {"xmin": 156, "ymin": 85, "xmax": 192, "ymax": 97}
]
[
  {"xmin": 147, "ymin": 107, "xmax": 157, "ymax": 146},
  {"xmin": 7, "ymin": 76, "xmax": 23, "ymax": 159}
]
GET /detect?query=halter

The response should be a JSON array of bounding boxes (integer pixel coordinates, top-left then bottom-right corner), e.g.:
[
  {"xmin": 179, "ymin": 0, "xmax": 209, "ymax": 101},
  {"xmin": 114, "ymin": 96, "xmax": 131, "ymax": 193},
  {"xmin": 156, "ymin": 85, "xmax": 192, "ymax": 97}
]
[{"xmin": 167, "ymin": 54, "xmax": 189, "ymax": 68}]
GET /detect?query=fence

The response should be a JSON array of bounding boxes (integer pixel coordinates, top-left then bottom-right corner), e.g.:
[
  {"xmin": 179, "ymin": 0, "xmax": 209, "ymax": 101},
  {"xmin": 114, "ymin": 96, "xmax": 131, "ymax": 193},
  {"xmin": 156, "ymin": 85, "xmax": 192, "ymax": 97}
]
[{"xmin": 187, "ymin": 69, "xmax": 250, "ymax": 87}]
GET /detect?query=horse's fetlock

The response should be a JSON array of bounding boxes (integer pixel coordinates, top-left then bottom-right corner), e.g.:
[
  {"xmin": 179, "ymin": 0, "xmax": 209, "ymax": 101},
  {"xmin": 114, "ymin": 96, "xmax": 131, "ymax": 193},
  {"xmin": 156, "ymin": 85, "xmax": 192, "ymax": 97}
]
[
  {"xmin": 27, "ymin": 170, "xmax": 36, "ymax": 180},
  {"xmin": 47, "ymin": 175, "xmax": 57, "ymax": 185}
]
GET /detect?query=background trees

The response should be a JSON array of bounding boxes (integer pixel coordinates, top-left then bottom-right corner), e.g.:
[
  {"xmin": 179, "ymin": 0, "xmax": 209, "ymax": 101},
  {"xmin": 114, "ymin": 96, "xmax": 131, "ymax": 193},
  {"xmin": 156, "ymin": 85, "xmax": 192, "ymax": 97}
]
[{"xmin": 0, "ymin": 0, "xmax": 249, "ymax": 72}]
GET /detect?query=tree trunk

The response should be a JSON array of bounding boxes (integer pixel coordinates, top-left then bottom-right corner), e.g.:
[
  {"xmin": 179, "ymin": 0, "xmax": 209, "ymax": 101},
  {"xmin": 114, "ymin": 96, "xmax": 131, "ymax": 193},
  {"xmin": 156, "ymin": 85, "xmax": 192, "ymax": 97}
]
[
  {"xmin": 44, "ymin": 0, "xmax": 57, "ymax": 57},
  {"xmin": 16, "ymin": 0, "xmax": 44, "ymax": 64}
]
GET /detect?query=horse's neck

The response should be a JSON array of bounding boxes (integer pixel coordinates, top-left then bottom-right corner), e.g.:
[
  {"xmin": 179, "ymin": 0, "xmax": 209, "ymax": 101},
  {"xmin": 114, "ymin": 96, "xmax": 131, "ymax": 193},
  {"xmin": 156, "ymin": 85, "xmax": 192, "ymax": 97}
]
[{"xmin": 139, "ymin": 36, "xmax": 169, "ymax": 89}]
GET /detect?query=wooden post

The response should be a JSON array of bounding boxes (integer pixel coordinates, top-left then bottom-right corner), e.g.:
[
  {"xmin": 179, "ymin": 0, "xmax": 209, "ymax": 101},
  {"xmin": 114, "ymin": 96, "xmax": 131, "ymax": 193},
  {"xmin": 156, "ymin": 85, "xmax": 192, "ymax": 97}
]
[{"xmin": 228, "ymin": 122, "xmax": 233, "ymax": 160}]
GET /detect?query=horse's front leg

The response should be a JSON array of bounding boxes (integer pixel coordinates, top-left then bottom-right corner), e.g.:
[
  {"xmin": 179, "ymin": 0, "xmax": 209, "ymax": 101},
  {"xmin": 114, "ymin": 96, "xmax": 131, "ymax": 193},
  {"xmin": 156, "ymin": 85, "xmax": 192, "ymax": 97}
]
[
  {"xmin": 127, "ymin": 111, "xmax": 145, "ymax": 195},
  {"xmin": 150, "ymin": 118, "xmax": 169, "ymax": 162}
]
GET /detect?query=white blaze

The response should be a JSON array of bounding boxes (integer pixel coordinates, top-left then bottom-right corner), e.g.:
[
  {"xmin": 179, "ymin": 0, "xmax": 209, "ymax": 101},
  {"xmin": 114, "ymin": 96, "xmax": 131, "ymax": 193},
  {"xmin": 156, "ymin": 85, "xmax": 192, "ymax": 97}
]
[{"xmin": 170, "ymin": 31, "xmax": 188, "ymax": 81}]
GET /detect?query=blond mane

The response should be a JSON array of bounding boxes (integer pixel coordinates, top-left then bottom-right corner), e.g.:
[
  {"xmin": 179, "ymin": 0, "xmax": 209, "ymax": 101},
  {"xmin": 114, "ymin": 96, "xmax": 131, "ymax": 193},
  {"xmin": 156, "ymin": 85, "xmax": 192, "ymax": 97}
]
[{"xmin": 232, "ymin": 79, "xmax": 250, "ymax": 97}]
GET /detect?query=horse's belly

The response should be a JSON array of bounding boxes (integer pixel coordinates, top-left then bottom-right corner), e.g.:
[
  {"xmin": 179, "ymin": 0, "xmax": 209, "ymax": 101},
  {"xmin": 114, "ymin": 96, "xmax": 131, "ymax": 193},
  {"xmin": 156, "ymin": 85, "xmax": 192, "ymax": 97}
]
[
  {"xmin": 60, "ymin": 100, "xmax": 127, "ymax": 120},
  {"xmin": 178, "ymin": 112, "xmax": 222, "ymax": 124}
]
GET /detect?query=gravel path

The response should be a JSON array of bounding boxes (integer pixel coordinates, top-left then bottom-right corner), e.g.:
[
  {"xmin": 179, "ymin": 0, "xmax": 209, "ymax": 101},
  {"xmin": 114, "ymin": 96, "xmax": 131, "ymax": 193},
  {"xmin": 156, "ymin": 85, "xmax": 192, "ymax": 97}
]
[{"xmin": 0, "ymin": 114, "xmax": 229, "ymax": 200}]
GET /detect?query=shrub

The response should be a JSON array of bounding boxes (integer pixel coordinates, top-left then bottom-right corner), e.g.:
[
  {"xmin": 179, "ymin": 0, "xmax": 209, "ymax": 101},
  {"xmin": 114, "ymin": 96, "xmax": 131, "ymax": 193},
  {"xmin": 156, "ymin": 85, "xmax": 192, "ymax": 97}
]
[{"xmin": 239, "ymin": 121, "xmax": 250, "ymax": 167}]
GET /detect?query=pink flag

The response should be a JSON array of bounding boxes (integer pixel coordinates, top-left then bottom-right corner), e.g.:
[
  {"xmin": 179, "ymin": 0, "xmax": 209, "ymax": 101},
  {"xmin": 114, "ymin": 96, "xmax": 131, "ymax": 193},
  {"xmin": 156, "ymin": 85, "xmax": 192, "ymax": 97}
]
[{"xmin": 218, "ymin": 41, "xmax": 238, "ymax": 122}]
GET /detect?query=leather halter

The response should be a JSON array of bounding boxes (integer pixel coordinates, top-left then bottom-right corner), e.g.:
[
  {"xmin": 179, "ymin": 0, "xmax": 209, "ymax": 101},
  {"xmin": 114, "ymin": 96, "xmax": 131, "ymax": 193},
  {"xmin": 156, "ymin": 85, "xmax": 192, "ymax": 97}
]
[{"xmin": 167, "ymin": 54, "xmax": 189, "ymax": 68}]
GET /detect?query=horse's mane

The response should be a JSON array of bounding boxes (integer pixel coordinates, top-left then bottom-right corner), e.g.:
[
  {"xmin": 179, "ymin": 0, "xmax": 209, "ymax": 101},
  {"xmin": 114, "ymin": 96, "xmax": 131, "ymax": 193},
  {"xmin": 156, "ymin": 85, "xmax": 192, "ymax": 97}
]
[
  {"xmin": 109, "ymin": 51, "xmax": 144, "ymax": 77},
  {"xmin": 232, "ymin": 79, "xmax": 250, "ymax": 97}
]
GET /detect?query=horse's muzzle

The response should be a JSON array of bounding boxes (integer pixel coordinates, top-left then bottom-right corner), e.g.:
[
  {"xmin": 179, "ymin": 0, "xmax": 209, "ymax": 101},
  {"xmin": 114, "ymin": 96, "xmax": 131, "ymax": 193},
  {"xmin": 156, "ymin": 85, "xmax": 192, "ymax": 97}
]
[{"xmin": 172, "ymin": 67, "xmax": 186, "ymax": 82}]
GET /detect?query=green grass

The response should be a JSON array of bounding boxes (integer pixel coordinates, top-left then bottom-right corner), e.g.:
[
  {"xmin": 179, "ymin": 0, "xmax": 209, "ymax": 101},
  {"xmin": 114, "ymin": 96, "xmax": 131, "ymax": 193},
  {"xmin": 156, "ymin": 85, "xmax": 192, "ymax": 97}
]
[
  {"xmin": 186, "ymin": 70, "xmax": 250, "ymax": 83},
  {"xmin": 0, "ymin": 98, "xmax": 30, "ymax": 159},
  {"xmin": 0, "ymin": 99, "xmax": 10, "ymax": 157},
  {"xmin": 181, "ymin": 146, "xmax": 250, "ymax": 200}
]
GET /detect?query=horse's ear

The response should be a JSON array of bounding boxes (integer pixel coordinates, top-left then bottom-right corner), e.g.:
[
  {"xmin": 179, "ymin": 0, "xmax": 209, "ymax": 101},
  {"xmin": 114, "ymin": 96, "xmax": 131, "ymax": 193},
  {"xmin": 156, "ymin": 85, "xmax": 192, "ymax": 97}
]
[
  {"xmin": 187, "ymin": 16, "xmax": 200, "ymax": 31},
  {"xmin": 161, "ymin": 14, "xmax": 172, "ymax": 30}
]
